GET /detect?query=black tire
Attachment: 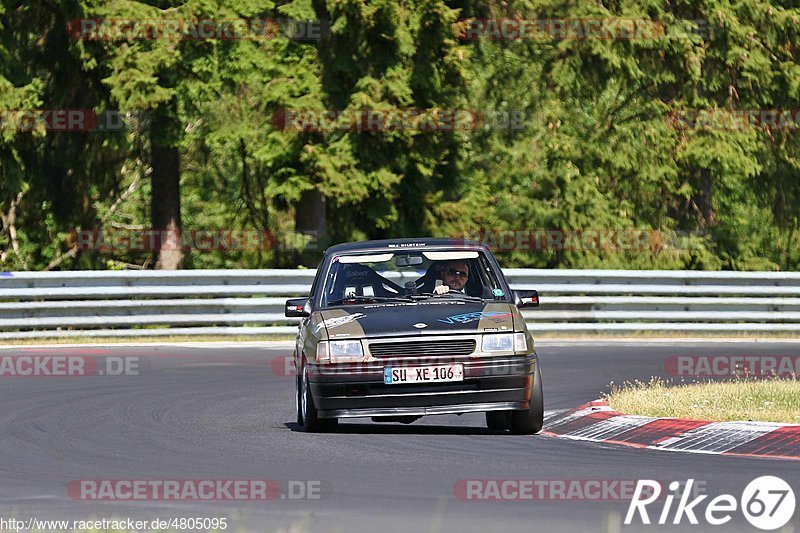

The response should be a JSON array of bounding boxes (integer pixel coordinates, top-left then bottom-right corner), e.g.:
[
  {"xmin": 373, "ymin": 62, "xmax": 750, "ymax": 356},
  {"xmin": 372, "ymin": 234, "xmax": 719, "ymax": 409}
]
[
  {"xmin": 299, "ymin": 362, "xmax": 338, "ymax": 433},
  {"xmin": 295, "ymin": 372, "xmax": 304, "ymax": 426},
  {"xmin": 485, "ymin": 411, "xmax": 511, "ymax": 430},
  {"xmin": 510, "ymin": 361, "xmax": 544, "ymax": 435}
]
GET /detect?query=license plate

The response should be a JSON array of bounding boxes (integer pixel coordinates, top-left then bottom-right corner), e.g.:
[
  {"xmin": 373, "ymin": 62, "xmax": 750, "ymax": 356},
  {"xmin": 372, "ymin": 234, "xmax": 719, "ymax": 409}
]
[{"xmin": 383, "ymin": 364, "xmax": 464, "ymax": 384}]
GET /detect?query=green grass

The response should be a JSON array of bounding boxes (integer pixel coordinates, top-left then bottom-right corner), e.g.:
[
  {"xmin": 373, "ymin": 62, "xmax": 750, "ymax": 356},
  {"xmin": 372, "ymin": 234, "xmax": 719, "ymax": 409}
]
[
  {"xmin": 0, "ymin": 334, "xmax": 296, "ymax": 345},
  {"xmin": 605, "ymin": 377, "xmax": 800, "ymax": 423},
  {"xmin": 4, "ymin": 330, "xmax": 800, "ymax": 346}
]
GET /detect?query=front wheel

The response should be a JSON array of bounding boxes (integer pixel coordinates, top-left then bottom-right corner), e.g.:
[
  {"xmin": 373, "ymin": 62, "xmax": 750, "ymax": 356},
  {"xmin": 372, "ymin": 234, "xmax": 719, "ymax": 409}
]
[
  {"xmin": 295, "ymin": 368, "xmax": 303, "ymax": 425},
  {"xmin": 299, "ymin": 362, "xmax": 338, "ymax": 433},
  {"xmin": 509, "ymin": 362, "xmax": 544, "ymax": 435}
]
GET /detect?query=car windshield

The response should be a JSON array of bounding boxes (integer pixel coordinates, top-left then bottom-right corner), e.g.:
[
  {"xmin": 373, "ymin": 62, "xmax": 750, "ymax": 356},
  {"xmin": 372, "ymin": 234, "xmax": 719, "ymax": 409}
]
[{"xmin": 320, "ymin": 250, "xmax": 508, "ymax": 307}]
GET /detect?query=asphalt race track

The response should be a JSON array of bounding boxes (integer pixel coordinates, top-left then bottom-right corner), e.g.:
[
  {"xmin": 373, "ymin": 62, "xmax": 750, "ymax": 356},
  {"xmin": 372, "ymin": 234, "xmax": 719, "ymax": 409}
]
[{"xmin": 1, "ymin": 340, "xmax": 799, "ymax": 532}]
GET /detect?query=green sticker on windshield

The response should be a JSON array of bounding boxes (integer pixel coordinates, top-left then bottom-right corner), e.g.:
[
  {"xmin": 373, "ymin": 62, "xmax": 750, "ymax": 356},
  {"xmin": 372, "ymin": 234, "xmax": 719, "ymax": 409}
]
[{"xmin": 492, "ymin": 288, "xmax": 505, "ymax": 297}]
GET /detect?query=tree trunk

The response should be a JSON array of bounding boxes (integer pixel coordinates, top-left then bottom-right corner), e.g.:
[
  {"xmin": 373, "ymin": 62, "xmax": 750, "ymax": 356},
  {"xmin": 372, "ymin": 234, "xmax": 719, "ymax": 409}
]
[
  {"xmin": 294, "ymin": 188, "xmax": 326, "ymax": 266},
  {"xmin": 150, "ymin": 107, "xmax": 183, "ymax": 270},
  {"xmin": 698, "ymin": 170, "xmax": 714, "ymax": 228},
  {"xmin": 295, "ymin": 188, "xmax": 326, "ymax": 237}
]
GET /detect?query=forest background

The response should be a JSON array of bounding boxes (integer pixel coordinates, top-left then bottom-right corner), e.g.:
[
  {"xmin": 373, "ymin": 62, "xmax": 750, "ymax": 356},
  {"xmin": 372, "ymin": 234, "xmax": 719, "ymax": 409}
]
[{"xmin": 1, "ymin": 0, "xmax": 798, "ymax": 271}]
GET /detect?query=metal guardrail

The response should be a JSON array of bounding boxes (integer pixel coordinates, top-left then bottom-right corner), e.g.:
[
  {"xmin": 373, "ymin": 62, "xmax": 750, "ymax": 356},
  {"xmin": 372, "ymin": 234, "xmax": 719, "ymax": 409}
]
[{"xmin": 2, "ymin": 269, "xmax": 800, "ymax": 339}]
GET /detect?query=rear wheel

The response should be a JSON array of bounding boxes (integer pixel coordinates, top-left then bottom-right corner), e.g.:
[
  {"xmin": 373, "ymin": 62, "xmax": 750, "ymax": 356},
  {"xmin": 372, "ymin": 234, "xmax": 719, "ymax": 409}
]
[
  {"xmin": 509, "ymin": 362, "xmax": 544, "ymax": 435},
  {"xmin": 299, "ymin": 362, "xmax": 338, "ymax": 433}
]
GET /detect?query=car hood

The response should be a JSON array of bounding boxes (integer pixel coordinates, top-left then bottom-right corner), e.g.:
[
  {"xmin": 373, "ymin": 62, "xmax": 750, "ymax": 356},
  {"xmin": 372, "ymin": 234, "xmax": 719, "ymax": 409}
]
[{"xmin": 314, "ymin": 300, "xmax": 522, "ymax": 339}]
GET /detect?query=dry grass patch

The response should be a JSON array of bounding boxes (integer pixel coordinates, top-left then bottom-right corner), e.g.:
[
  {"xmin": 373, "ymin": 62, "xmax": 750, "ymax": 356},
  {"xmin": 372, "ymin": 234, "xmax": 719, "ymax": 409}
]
[
  {"xmin": 0, "ymin": 334, "xmax": 296, "ymax": 346},
  {"xmin": 604, "ymin": 378, "xmax": 800, "ymax": 424}
]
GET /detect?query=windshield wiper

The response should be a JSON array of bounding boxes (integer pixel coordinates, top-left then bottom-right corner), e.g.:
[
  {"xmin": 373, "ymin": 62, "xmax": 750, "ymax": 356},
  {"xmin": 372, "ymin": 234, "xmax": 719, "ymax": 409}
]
[
  {"xmin": 456, "ymin": 295, "xmax": 488, "ymax": 302},
  {"xmin": 327, "ymin": 295, "xmax": 414, "ymax": 306}
]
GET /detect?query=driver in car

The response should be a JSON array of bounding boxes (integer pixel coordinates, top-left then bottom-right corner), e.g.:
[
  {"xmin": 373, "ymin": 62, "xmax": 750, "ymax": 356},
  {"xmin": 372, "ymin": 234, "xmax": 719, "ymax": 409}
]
[{"xmin": 433, "ymin": 260, "xmax": 470, "ymax": 294}]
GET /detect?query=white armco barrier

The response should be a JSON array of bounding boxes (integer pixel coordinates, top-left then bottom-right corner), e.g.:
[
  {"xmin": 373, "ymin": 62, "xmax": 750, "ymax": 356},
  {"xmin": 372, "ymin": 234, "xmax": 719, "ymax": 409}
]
[{"xmin": 1, "ymin": 269, "xmax": 800, "ymax": 339}]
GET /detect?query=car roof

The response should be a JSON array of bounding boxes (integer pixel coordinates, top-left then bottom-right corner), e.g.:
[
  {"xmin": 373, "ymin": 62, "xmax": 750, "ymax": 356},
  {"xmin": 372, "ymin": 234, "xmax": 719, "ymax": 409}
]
[{"xmin": 324, "ymin": 238, "xmax": 489, "ymax": 255}]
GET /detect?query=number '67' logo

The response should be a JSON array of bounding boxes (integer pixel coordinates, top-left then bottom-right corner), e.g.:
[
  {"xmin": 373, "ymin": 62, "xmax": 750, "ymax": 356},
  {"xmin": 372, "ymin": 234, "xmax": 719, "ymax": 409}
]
[{"xmin": 742, "ymin": 476, "xmax": 795, "ymax": 531}]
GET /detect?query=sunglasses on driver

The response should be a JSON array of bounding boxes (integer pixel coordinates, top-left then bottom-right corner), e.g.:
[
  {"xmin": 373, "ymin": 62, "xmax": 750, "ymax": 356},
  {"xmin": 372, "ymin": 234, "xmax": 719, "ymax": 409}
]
[{"xmin": 447, "ymin": 269, "xmax": 468, "ymax": 278}]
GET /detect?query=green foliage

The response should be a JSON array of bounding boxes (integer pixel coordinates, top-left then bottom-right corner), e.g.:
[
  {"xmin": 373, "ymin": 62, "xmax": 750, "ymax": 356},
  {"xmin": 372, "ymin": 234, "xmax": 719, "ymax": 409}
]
[{"xmin": 0, "ymin": 0, "xmax": 798, "ymax": 270}]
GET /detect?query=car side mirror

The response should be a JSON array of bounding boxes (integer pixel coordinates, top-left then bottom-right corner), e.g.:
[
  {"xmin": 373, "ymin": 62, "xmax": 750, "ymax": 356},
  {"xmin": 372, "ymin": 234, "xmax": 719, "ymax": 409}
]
[
  {"xmin": 514, "ymin": 290, "xmax": 539, "ymax": 308},
  {"xmin": 285, "ymin": 298, "xmax": 311, "ymax": 317}
]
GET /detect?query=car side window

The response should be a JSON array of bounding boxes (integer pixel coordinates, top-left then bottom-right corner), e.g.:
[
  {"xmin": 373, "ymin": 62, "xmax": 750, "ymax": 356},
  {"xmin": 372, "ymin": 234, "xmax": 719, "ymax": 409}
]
[
  {"xmin": 308, "ymin": 263, "xmax": 322, "ymax": 303},
  {"xmin": 476, "ymin": 255, "xmax": 507, "ymax": 297},
  {"xmin": 464, "ymin": 260, "xmax": 488, "ymax": 296}
]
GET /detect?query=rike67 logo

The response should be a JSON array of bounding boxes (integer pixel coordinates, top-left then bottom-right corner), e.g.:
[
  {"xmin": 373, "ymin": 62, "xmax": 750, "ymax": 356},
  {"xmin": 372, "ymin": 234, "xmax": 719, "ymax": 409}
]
[{"xmin": 625, "ymin": 477, "xmax": 795, "ymax": 530}]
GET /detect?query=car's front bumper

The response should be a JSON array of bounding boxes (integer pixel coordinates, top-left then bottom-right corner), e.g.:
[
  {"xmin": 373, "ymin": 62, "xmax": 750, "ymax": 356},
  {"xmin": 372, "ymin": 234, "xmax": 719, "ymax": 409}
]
[{"xmin": 308, "ymin": 353, "xmax": 537, "ymax": 419}]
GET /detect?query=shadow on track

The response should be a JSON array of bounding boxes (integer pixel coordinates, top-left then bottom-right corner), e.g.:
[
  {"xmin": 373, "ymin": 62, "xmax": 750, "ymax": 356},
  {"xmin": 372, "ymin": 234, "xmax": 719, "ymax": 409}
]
[{"xmin": 284, "ymin": 421, "xmax": 531, "ymax": 436}]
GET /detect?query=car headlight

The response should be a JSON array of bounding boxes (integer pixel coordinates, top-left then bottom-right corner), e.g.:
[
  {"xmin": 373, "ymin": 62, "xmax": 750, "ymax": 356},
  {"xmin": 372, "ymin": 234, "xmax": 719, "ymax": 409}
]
[
  {"xmin": 481, "ymin": 333, "xmax": 527, "ymax": 353},
  {"xmin": 482, "ymin": 333, "xmax": 513, "ymax": 352},
  {"xmin": 316, "ymin": 340, "xmax": 364, "ymax": 363}
]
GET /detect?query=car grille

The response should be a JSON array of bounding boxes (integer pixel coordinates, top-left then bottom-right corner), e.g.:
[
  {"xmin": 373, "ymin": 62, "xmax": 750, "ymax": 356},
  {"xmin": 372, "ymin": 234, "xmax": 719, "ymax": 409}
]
[{"xmin": 369, "ymin": 339, "xmax": 476, "ymax": 358}]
